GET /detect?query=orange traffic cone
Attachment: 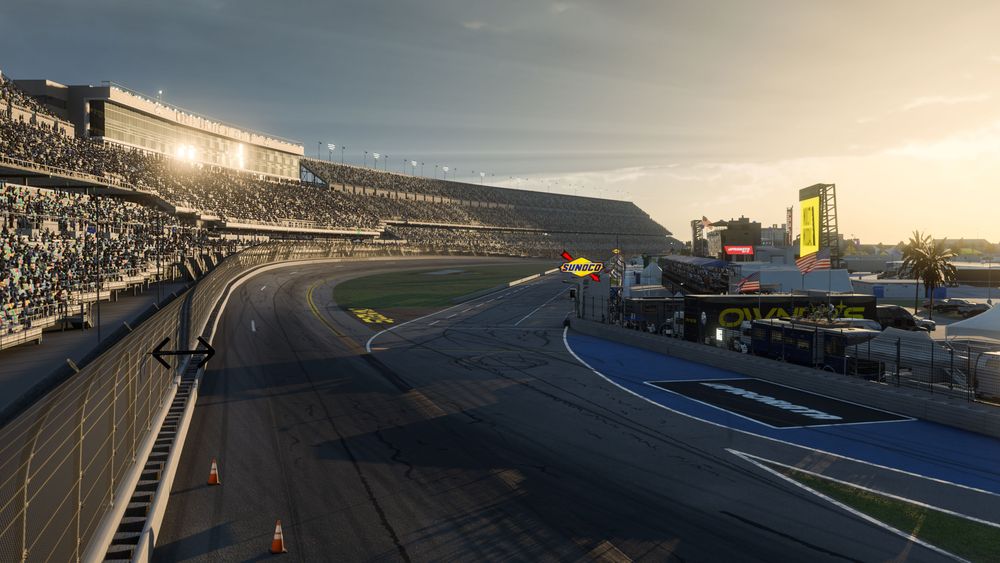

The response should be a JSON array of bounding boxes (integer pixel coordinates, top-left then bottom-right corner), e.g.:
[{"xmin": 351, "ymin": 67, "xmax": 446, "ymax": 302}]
[
  {"xmin": 207, "ymin": 458, "xmax": 221, "ymax": 486},
  {"xmin": 270, "ymin": 519, "xmax": 287, "ymax": 554}
]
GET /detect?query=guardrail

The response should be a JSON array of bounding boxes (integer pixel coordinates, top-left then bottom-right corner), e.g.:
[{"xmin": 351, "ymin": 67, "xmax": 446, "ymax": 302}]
[{"xmin": 0, "ymin": 240, "xmax": 496, "ymax": 562}]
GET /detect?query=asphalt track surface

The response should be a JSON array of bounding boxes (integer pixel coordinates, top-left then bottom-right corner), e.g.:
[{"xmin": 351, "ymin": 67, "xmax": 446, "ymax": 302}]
[{"xmin": 155, "ymin": 258, "xmax": 956, "ymax": 562}]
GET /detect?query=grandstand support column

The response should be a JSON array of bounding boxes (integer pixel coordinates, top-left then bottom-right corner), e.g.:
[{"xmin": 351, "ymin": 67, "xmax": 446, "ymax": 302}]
[{"xmin": 94, "ymin": 198, "xmax": 102, "ymax": 344}]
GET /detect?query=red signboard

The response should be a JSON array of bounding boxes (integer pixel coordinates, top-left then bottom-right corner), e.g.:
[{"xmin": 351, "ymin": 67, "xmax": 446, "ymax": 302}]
[{"xmin": 724, "ymin": 245, "xmax": 755, "ymax": 256}]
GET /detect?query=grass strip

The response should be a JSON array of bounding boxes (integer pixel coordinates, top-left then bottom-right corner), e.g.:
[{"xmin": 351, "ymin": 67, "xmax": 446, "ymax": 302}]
[{"xmin": 780, "ymin": 466, "xmax": 1000, "ymax": 562}]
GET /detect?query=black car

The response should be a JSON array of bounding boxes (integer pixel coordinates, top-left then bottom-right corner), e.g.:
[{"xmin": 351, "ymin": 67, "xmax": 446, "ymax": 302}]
[{"xmin": 876, "ymin": 305, "xmax": 935, "ymax": 331}]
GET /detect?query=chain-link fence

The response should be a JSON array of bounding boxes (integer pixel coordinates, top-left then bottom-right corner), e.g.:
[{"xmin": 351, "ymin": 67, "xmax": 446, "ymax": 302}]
[
  {"xmin": 580, "ymin": 293, "xmax": 1000, "ymax": 404},
  {"xmin": 0, "ymin": 240, "xmax": 473, "ymax": 562},
  {"xmin": 0, "ymin": 294, "xmax": 184, "ymax": 562}
]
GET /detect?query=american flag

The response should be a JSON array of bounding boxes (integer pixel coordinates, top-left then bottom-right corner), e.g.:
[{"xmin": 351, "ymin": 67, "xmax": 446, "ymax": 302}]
[
  {"xmin": 796, "ymin": 248, "xmax": 831, "ymax": 274},
  {"xmin": 736, "ymin": 271, "xmax": 761, "ymax": 293}
]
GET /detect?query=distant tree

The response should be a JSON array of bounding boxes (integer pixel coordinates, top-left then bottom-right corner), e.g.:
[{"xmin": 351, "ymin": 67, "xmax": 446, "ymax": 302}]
[
  {"xmin": 919, "ymin": 240, "xmax": 958, "ymax": 320},
  {"xmin": 901, "ymin": 231, "xmax": 931, "ymax": 313}
]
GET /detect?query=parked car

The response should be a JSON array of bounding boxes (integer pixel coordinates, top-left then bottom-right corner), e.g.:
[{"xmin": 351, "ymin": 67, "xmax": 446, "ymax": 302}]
[
  {"xmin": 924, "ymin": 298, "xmax": 974, "ymax": 314},
  {"xmin": 876, "ymin": 305, "xmax": 935, "ymax": 331},
  {"xmin": 960, "ymin": 302, "xmax": 992, "ymax": 318}
]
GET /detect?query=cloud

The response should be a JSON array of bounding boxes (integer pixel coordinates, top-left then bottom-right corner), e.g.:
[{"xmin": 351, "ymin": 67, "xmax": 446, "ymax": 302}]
[
  {"xmin": 550, "ymin": 2, "xmax": 571, "ymax": 14},
  {"xmin": 883, "ymin": 119, "xmax": 1000, "ymax": 160},
  {"xmin": 899, "ymin": 94, "xmax": 989, "ymax": 111},
  {"xmin": 461, "ymin": 20, "xmax": 486, "ymax": 30}
]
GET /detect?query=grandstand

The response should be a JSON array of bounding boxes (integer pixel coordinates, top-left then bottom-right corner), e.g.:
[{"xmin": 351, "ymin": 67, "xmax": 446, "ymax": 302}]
[
  {"xmin": 661, "ymin": 255, "xmax": 732, "ymax": 294},
  {"xmin": 0, "ymin": 70, "xmax": 672, "ymax": 348}
]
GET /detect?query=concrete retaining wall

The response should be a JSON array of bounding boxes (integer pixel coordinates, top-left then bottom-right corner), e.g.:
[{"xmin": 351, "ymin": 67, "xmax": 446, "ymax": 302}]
[{"xmin": 572, "ymin": 319, "xmax": 1000, "ymax": 439}]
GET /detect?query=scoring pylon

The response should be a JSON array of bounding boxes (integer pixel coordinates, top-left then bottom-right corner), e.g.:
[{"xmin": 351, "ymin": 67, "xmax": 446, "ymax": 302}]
[
  {"xmin": 207, "ymin": 458, "xmax": 221, "ymax": 486},
  {"xmin": 270, "ymin": 519, "xmax": 288, "ymax": 554}
]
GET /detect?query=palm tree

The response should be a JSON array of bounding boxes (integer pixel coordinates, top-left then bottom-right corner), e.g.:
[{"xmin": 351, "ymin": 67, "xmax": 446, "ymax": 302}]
[
  {"xmin": 919, "ymin": 240, "xmax": 958, "ymax": 320},
  {"xmin": 901, "ymin": 230, "xmax": 931, "ymax": 314}
]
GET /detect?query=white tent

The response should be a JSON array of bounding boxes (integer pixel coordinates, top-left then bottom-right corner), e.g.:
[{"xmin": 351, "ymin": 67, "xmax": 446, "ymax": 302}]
[{"xmin": 946, "ymin": 305, "xmax": 1000, "ymax": 343}]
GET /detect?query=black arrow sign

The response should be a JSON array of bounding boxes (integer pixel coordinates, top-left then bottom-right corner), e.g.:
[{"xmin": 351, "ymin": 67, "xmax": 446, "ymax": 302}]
[{"xmin": 151, "ymin": 336, "xmax": 216, "ymax": 370}]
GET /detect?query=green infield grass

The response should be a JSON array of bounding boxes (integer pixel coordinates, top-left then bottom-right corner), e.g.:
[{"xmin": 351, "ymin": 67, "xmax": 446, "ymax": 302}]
[
  {"xmin": 334, "ymin": 263, "xmax": 551, "ymax": 309},
  {"xmin": 781, "ymin": 467, "xmax": 1000, "ymax": 562}
]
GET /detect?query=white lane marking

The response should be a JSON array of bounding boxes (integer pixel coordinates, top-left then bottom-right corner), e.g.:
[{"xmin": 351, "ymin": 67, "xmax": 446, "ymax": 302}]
[
  {"xmin": 514, "ymin": 287, "xmax": 569, "ymax": 326},
  {"xmin": 560, "ymin": 327, "xmax": 1000, "ymax": 498},
  {"xmin": 366, "ymin": 275, "xmax": 554, "ymax": 353},
  {"xmin": 251, "ymin": 320, "xmax": 256, "ymax": 332},
  {"xmin": 260, "ymin": 285, "xmax": 267, "ymax": 291},
  {"xmin": 729, "ymin": 449, "xmax": 972, "ymax": 562},
  {"xmin": 462, "ymin": 308, "xmax": 472, "ymax": 313},
  {"xmin": 428, "ymin": 320, "xmax": 440, "ymax": 326},
  {"xmin": 731, "ymin": 449, "xmax": 1000, "ymax": 529},
  {"xmin": 447, "ymin": 314, "xmax": 457, "ymax": 319}
]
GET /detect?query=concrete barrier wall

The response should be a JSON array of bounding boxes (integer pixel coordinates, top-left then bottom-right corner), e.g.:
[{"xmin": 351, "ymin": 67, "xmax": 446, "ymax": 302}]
[{"xmin": 572, "ymin": 319, "xmax": 1000, "ymax": 439}]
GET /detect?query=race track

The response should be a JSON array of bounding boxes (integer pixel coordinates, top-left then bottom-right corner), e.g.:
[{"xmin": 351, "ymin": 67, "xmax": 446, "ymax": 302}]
[{"xmin": 154, "ymin": 258, "xmax": 955, "ymax": 562}]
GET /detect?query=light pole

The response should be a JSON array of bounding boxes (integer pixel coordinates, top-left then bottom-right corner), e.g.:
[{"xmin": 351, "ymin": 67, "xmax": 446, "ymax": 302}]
[
  {"xmin": 341, "ymin": 145, "xmax": 346, "ymax": 164},
  {"xmin": 420, "ymin": 162, "xmax": 425, "ymax": 176},
  {"xmin": 373, "ymin": 152, "xmax": 380, "ymax": 170},
  {"xmin": 327, "ymin": 143, "xmax": 336, "ymax": 162},
  {"xmin": 480, "ymin": 171, "xmax": 486, "ymax": 184},
  {"xmin": 442, "ymin": 166, "xmax": 449, "ymax": 180},
  {"xmin": 317, "ymin": 141, "xmax": 321, "ymax": 159},
  {"xmin": 434, "ymin": 164, "xmax": 438, "ymax": 178},
  {"xmin": 986, "ymin": 256, "xmax": 994, "ymax": 305},
  {"xmin": 410, "ymin": 160, "xmax": 417, "ymax": 175},
  {"xmin": 364, "ymin": 151, "xmax": 368, "ymax": 168}
]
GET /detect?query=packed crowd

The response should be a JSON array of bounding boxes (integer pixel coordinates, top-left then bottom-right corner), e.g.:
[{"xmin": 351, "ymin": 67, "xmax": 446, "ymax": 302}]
[
  {"xmin": 660, "ymin": 255, "xmax": 731, "ymax": 294},
  {"xmin": 1, "ymin": 184, "xmax": 226, "ymax": 335},
  {"xmin": 0, "ymin": 114, "xmax": 670, "ymax": 239},
  {"xmin": 305, "ymin": 160, "xmax": 667, "ymax": 236},
  {"xmin": 383, "ymin": 225, "xmax": 669, "ymax": 259},
  {"xmin": 0, "ymin": 73, "xmax": 58, "ymax": 119}
]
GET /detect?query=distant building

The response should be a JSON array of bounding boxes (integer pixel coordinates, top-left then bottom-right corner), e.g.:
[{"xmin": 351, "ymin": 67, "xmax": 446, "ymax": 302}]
[
  {"xmin": 761, "ymin": 224, "xmax": 787, "ymax": 247},
  {"xmin": 706, "ymin": 216, "xmax": 761, "ymax": 262}
]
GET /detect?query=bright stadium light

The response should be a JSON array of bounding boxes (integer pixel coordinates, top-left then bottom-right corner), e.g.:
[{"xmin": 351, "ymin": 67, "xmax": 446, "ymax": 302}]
[
  {"xmin": 327, "ymin": 143, "xmax": 336, "ymax": 151},
  {"xmin": 410, "ymin": 160, "xmax": 417, "ymax": 167}
]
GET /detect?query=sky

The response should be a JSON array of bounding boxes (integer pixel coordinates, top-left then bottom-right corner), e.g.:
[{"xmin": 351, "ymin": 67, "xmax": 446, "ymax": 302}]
[{"xmin": 2, "ymin": 0, "xmax": 999, "ymax": 244}]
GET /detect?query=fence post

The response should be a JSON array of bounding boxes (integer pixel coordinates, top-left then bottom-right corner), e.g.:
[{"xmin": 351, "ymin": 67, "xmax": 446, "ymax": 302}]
[
  {"xmin": 929, "ymin": 343, "xmax": 934, "ymax": 394},
  {"xmin": 77, "ymin": 379, "xmax": 93, "ymax": 560},
  {"xmin": 896, "ymin": 338, "xmax": 902, "ymax": 387},
  {"xmin": 949, "ymin": 348, "xmax": 954, "ymax": 390}
]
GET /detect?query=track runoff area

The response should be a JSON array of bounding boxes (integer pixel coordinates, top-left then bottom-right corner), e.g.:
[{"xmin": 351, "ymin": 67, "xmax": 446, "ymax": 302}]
[{"xmin": 154, "ymin": 256, "xmax": 999, "ymax": 562}]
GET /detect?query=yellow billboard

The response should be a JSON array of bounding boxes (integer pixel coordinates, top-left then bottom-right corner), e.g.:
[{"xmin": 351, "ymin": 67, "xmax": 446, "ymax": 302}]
[{"xmin": 800, "ymin": 196, "xmax": 820, "ymax": 256}]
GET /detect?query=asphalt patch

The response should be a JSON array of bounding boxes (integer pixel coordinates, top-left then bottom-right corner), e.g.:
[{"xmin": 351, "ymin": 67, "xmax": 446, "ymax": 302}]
[{"xmin": 648, "ymin": 378, "xmax": 910, "ymax": 428}]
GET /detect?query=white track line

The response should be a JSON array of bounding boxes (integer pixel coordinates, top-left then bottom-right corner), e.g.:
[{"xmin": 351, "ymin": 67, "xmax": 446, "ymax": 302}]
[
  {"xmin": 251, "ymin": 320, "xmax": 256, "ymax": 333},
  {"xmin": 514, "ymin": 287, "xmax": 569, "ymax": 326},
  {"xmin": 560, "ymin": 327, "xmax": 1000, "ymax": 498},
  {"xmin": 366, "ymin": 277, "xmax": 544, "ymax": 353},
  {"xmin": 731, "ymin": 449, "xmax": 1000, "ymax": 529},
  {"xmin": 728, "ymin": 449, "xmax": 970, "ymax": 563}
]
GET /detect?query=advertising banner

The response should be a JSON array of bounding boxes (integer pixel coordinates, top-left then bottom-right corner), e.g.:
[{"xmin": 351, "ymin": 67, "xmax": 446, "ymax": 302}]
[{"xmin": 800, "ymin": 196, "xmax": 820, "ymax": 257}]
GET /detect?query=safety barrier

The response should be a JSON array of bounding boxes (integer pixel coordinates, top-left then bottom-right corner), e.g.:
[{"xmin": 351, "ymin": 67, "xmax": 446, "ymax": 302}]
[{"xmin": 0, "ymin": 240, "xmax": 493, "ymax": 562}]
